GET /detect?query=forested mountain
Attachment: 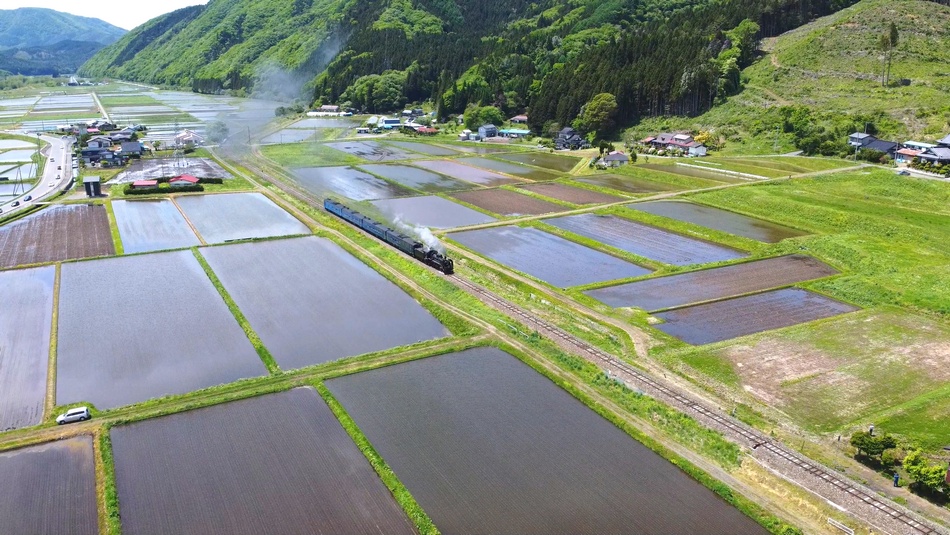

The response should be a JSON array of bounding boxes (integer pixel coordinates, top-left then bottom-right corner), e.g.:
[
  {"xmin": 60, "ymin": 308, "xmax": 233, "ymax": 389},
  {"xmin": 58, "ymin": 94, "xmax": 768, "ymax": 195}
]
[
  {"xmin": 0, "ymin": 41, "xmax": 108, "ymax": 76},
  {"xmin": 83, "ymin": 0, "xmax": 925, "ymax": 131},
  {"xmin": 0, "ymin": 8, "xmax": 125, "ymax": 48}
]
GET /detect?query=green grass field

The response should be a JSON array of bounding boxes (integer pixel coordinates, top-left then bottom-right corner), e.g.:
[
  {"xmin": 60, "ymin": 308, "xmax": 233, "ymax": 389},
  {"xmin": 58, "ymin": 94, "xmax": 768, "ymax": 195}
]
[
  {"xmin": 648, "ymin": 169, "xmax": 950, "ymax": 447},
  {"xmin": 99, "ymin": 94, "xmax": 163, "ymax": 107},
  {"xmin": 260, "ymin": 142, "xmax": 367, "ymax": 168}
]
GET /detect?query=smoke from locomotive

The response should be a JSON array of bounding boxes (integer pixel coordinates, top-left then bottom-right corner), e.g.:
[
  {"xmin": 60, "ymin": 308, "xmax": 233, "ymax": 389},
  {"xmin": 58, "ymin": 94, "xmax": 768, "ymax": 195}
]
[{"xmin": 324, "ymin": 199, "xmax": 454, "ymax": 275}]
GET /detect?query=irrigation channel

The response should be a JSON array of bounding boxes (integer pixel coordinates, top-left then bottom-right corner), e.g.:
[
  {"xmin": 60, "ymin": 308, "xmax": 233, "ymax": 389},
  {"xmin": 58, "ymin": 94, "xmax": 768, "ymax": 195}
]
[{"xmin": 229, "ymin": 148, "xmax": 946, "ymax": 535}]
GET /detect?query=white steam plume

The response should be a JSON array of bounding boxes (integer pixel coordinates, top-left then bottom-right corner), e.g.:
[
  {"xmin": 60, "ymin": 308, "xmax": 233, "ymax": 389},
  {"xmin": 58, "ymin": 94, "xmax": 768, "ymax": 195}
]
[{"xmin": 393, "ymin": 216, "xmax": 445, "ymax": 253}]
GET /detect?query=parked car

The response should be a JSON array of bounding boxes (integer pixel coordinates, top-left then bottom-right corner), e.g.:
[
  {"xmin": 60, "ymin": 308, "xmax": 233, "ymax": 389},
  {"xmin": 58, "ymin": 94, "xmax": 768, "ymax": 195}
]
[{"xmin": 56, "ymin": 407, "xmax": 91, "ymax": 425}]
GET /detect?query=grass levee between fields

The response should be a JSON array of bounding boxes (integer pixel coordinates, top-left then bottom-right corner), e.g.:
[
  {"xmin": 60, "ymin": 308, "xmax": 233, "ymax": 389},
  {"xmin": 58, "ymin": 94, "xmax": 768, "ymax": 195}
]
[
  {"xmin": 316, "ymin": 383, "xmax": 439, "ymax": 535},
  {"xmin": 191, "ymin": 248, "xmax": 280, "ymax": 374}
]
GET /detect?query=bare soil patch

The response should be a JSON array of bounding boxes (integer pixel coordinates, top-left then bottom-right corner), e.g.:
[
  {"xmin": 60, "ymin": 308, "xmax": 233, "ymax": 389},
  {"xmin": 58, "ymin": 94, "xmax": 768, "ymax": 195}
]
[
  {"xmin": 715, "ymin": 311, "xmax": 950, "ymax": 431},
  {"xmin": 451, "ymin": 188, "xmax": 565, "ymax": 216},
  {"xmin": 518, "ymin": 182, "xmax": 625, "ymax": 205},
  {"xmin": 0, "ymin": 205, "xmax": 114, "ymax": 268}
]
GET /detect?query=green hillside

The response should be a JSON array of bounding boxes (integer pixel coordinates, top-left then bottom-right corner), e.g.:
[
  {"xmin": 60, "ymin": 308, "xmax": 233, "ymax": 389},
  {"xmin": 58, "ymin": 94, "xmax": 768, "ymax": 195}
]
[
  {"xmin": 628, "ymin": 0, "xmax": 950, "ymax": 153},
  {"xmin": 82, "ymin": 0, "xmax": 857, "ymax": 122},
  {"xmin": 0, "ymin": 8, "xmax": 125, "ymax": 48},
  {"xmin": 0, "ymin": 40, "xmax": 107, "ymax": 76}
]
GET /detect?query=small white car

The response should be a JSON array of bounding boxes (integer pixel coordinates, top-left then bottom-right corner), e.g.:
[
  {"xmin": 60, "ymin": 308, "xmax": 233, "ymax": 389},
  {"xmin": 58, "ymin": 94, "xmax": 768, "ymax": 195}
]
[
  {"xmin": 48, "ymin": 182, "xmax": 54, "ymax": 187},
  {"xmin": 56, "ymin": 406, "xmax": 91, "ymax": 425}
]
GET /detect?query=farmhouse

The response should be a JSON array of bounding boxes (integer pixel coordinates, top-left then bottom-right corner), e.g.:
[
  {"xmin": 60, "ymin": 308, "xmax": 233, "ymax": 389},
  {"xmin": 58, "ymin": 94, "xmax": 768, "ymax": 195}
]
[
  {"xmin": 478, "ymin": 124, "xmax": 498, "ymax": 138},
  {"xmin": 603, "ymin": 151, "xmax": 630, "ymax": 167},
  {"xmin": 848, "ymin": 132, "xmax": 875, "ymax": 146},
  {"xmin": 555, "ymin": 127, "xmax": 589, "ymax": 150},
  {"xmin": 120, "ymin": 142, "xmax": 143, "ymax": 158},
  {"xmin": 168, "ymin": 174, "xmax": 199, "ymax": 187},
  {"xmin": 132, "ymin": 180, "xmax": 158, "ymax": 189},
  {"xmin": 643, "ymin": 132, "xmax": 708, "ymax": 156},
  {"xmin": 86, "ymin": 136, "xmax": 112, "ymax": 149},
  {"xmin": 917, "ymin": 147, "xmax": 950, "ymax": 165},
  {"xmin": 320, "ymin": 104, "xmax": 340, "ymax": 112},
  {"xmin": 902, "ymin": 141, "xmax": 936, "ymax": 151},
  {"xmin": 938, "ymin": 133, "xmax": 950, "ymax": 147},
  {"xmin": 895, "ymin": 148, "xmax": 921, "ymax": 164},
  {"xmin": 175, "ymin": 130, "xmax": 204, "ymax": 148},
  {"xmin": 510, "ymin": 114, "xmax": 528, "ymax": 124}
]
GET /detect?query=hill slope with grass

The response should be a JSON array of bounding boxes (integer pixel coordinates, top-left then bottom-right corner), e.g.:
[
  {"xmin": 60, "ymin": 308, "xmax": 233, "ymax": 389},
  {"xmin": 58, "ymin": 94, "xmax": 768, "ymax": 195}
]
[{"xmin": 627, "ymin": 0, "xmax": 950, "ymax": 154}]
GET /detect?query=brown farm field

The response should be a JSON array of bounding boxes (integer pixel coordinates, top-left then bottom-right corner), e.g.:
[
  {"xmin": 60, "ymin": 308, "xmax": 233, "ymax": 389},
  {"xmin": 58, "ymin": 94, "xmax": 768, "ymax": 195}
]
[
  {"xmin": 517, "ymin": 182, "xmax": 626, "ymax": 205},
  {"xmin": 451, "ymin": 188, "xmax": 566, "ymax": 216},
  {"xmin": 0, "ymin": 205, "xmax": 114, "ymax": 268},
  {"xmin": 676, "ymin": 310, "xmax": 950, "ymax": 437},
  {"xmin": 586, "ymin": 255, "xmax": 839, "ymax": 311}
]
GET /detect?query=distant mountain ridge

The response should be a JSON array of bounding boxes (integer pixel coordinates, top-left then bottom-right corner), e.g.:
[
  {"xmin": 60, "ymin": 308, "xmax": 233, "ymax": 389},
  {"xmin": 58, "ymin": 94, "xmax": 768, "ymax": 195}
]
[
  {"xmin": 0, "ymin": 8, "xmax": 126, "ymax": 49},
  {"xmin": 0, "ymin": 8, "xmax": 125, "ymax": 75}
]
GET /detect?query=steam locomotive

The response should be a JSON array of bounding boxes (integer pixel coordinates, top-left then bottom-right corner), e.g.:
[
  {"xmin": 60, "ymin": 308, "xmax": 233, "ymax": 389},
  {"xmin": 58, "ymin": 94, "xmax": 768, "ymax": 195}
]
[{"xmin": 324, "ymin": 199, "xmax": 455, "ymax": 275}]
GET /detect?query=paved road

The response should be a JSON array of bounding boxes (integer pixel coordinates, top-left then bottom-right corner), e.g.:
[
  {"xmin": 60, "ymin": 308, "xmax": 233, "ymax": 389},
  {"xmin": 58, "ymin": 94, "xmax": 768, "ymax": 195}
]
[{"xmin": 0, "ymin": 134, "xmax": 74, "ymax": 218}]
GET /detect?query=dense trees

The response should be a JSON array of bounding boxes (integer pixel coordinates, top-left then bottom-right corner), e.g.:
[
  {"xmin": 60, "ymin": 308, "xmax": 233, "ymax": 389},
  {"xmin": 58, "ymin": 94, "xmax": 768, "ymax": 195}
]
[
  {"xmin": 572, "ymin": 93, "xmax": 618, "ymax": 139},
  {"xmin": 83, "ymin": 0, "xmax": 872, "ymax": 132}
]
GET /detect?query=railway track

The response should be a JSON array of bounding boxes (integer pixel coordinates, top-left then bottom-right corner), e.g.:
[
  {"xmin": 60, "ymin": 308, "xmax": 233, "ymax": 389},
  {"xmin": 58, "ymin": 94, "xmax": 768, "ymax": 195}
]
[
  {"xmin": 451, "ymin": 276, "xmax": 945, "ymax": 535},
  {"xmin": 227, "ymin": 150, "xmax": 945, "ymax": 535}
]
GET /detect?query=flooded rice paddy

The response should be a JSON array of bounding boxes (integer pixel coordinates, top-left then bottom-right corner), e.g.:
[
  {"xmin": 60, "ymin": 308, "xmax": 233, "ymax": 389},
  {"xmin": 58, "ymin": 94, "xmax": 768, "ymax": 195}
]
[
  {"xmin": 175, "ymin": 193, "xmax": 310, "ymax": 243},
  {"xmin": 628, "ymin": 200, "xmax": 807, "ymax": 242},
  {"xmin": 384, "ymin": 140, "xmax": 460, "ymax": 156},
  {"xmin": 517, "ymin": 183, "xmax": 625, "ymax": 204},
  {"xmin": 546, "ymin": 213, "xmax": 746, "ymax": 265},
  {"xmin": 372, "ymin": 195, "xmax": 497, "ymax": 229},
  {"xmin": 56, "ymin": 251, "xmax": 267, "ymax": 409},
  {"xmin": 0, "ymin": 139, "xmax": 33, "ymax": 149},
  {"xmin": 288, "ymin": 118, "xmax": 360, "ymax": 129},
  {"xmin": 576, "ymin": 174, "xmax": 684, "ymax": 194},
  {"xmin": 497, "ymin": 152, "xmax": 581, "ymax": 172},
  {"xmin": 260, "ymin": 128, "xmax": 317, "ymax": 144},
  {"xmin": 0, "ymin": 149, "xmax": 37, "ymax": 163},
  {"xmin": 655, "ymin": 288, "xmax": 859, "ymax": 344},
  {"xmin": 451, "ymin": 226, "xmax": 650, "ymax": 287},
  {"xmin": 112, "ymin": 158, "xmax": 232, "ymax": 183},
  {"xmin": 200, "ymin": 237, "xmax": 448, "ymax": 370},
  {"xmin": 0, "ymin": 266, "xmax": 54, "ymax": 431},
  {"xmin": 0, "ymin": 437, "xmax": 98, "ymax": 535},
  {"xmin": 327, "ymin": 347, "xmax": 767, "ymax": 535},
  {"xmin": 451, "ymin": 188, "xmax": 565, "ymax": 216},
  {"xmin": 111, "ymin": 388, "xmax": 414, "ymax": 535},
  {"xmin": 112, "ymin": 200, "xmax": 201, "ymax": 253},
  {"xmin": 359, "ymin": 163, "xmax": 472, "ymax": 192},
  {"xmin": 0, "ymin": 204, "xmax": 114, "ymax": 269},
  {"xmin": 412, "ymin": 159, "xmax": 518, "ymax": 186},
  {"xmin": 291, "ymin": 166, "xmax": 416, "ymax": 200},
  {"xmin": 456, "ymin": 156, "xmax": 560, "ymax": 180},
  {"xmin": 640, "ymin": 163, "xmax": 749, "ymax": 184},
  {"xmin": 325, "ymin": 141, "xmax": 417, "ymax": 161},
  {"xmin": 586, "ymin": 255, "xmax": 839, "ymax": 310}
]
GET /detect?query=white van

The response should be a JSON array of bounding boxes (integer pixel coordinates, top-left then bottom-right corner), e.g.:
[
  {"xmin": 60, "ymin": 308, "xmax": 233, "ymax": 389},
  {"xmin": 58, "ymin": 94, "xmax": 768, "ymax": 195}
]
[{"xmin": 56, "ymin": 406, "xmax": 91, "ymax": 425}]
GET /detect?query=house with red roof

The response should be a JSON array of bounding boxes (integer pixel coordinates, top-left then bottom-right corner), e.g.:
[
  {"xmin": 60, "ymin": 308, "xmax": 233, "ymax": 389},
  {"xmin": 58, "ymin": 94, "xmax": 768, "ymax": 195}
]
[
  {"xmin": 169, "ymin": 175, "xmax": 200, "ymax": 186},
  {"xmin": 132, "ymin": 180, "xmax": 158, "ymax": 189}
]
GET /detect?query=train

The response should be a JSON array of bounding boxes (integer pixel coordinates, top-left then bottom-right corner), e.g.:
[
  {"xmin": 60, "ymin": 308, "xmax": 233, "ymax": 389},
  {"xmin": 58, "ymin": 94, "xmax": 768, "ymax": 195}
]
[{"xmin": 324, "ymin": 198, "xmax": 454, "ymax": 275}]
